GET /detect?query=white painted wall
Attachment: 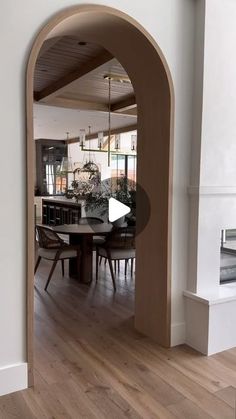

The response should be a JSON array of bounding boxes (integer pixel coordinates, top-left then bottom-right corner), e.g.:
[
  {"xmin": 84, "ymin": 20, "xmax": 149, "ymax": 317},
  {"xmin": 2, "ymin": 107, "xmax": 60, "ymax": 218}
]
[
  {"xmin": 0, "ymin": 0, "xmax": 196, "ymax": 394},
  {"xmin": 192, "ymin": 0, "xmax": 236, "ymax": 295},
  {"xmin": 186, "ymin": 0, "xmax": 236, "ymax": 354}
]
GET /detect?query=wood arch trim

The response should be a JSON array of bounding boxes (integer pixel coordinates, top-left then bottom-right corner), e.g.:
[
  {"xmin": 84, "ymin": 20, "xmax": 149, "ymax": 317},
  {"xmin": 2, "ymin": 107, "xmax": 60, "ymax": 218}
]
[{"xmin": 26, "ymin": 4, "xmax": 174, "ymax": 385}]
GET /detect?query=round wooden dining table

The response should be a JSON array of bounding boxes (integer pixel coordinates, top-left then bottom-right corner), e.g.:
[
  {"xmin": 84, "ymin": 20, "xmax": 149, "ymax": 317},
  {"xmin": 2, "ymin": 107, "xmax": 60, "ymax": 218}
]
[{"xmin": 52, "ymin": 223, "xmax": 113, "ymax": 284}]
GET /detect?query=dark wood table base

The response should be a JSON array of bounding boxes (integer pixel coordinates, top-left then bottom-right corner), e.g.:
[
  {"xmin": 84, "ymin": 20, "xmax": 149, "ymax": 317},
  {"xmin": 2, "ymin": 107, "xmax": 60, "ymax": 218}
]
[{"xmin": 69, "ymin": 234, "xmax": 94, "ymax": 284}]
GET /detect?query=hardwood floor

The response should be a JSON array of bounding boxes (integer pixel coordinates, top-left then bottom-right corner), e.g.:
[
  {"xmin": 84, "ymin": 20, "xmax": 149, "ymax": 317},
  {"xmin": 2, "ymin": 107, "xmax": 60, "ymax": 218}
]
[{"xmin": 0, "ymin": 258, "xmax": 236, "ymax": 418}]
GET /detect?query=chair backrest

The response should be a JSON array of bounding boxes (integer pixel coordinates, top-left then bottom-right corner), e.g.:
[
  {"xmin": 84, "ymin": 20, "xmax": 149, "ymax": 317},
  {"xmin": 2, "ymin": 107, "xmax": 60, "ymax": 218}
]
[
  {"xmin": 36, "ymin": 225, "xmax": 64, "ymax": 249},
  {"xmin": 105, "ymin": 226, "xmax": 135, "ymax": 249},
  {"xmin": 78, "ymin": 217, "xmax": 104, "ymax": 225}
]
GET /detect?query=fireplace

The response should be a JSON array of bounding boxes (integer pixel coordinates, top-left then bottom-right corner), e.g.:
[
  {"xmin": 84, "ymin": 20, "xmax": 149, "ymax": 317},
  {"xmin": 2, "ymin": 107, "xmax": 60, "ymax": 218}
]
[{"xmin": 220, "ymin": 229, "xmax": 236, "ymax": 283}]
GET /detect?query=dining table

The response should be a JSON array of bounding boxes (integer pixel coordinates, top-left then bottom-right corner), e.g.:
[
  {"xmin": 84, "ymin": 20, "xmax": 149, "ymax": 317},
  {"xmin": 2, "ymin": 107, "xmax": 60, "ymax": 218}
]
[{"xmin": 52, "ymin": 223, "xmax": 113, "ymax": 284}]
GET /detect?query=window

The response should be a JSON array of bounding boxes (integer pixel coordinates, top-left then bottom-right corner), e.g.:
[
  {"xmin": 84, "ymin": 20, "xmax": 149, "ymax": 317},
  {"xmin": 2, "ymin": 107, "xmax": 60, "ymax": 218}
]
[
  {"xmin": 35, "ymin": 140, "xmax": 67, "ymax": 196},
  {"xmin": 111, "ymin": 154, "xmax": 137, "ymax": 182}
]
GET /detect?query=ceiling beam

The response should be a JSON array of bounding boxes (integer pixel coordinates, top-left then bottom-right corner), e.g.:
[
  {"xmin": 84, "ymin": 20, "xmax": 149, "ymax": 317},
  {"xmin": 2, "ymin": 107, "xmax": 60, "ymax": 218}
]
[
  {"xmin": 66, "ymin": 124, "xmax": 137, "ymax": 144},
  {"xmin": 35, "ymin": 50, "xmax": 113, "ymax": 101},
  {"xmin": 111, "ymin": 95, "xmax": 136, "ymax": 112},
  {"xmin": 34, "ymin": 96, "xmax": 137, "ymax": 117},
  {"xmin": 38, "ymin": 97, "xmax": 109, "ymax": 112}
]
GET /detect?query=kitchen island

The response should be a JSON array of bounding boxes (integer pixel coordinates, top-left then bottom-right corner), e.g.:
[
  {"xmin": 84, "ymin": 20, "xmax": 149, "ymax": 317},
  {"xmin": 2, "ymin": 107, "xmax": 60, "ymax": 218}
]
[{"xmin": 41, "ymin": 196, "xmax": 85, "ymax": 225}]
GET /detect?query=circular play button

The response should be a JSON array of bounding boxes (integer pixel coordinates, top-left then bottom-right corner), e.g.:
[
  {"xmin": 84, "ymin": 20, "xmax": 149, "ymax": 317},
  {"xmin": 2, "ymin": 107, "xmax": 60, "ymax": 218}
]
[
  {"xmin": 108, "ymin": 197, "xmax": 131, "ymax": 222},
  {"xmin": 83, "ymin": 176, "xmax": 150, "ymax": 237}
]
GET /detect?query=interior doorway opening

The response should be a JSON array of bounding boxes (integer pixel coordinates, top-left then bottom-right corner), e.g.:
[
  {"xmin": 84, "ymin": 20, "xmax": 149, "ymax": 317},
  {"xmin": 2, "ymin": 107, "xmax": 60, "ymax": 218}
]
[{"xmin": 27, "ymin": 5, "xmax": 174, "ymax": 385}]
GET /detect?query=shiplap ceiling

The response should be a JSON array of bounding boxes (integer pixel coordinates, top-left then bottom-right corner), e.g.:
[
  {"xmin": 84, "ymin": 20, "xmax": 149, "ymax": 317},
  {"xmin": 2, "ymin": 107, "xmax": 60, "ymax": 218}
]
[
  {"xmin": 34, "ymin": 37, "xmax": 106, "ymax": 92},
  {"xmin": 33, "ymin": 36, "xmax": 137, "ymax": 138},
  {"xmin": 58, "ymin": 58, "xmax": 133, "ymax": 105}
]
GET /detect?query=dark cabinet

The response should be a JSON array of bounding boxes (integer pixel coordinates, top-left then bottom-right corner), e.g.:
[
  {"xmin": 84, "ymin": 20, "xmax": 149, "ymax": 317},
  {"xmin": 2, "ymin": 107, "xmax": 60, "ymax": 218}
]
[{"xmin": 42, "ymin": 199, "xmax": 81, "ymax": 226}]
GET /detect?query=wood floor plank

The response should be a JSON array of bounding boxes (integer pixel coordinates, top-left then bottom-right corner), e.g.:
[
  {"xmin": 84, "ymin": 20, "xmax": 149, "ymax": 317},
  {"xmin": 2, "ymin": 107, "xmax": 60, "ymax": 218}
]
[
  {"xmin": 215, "ymin": 386, "xmax": 236, "ymax": 408},
  {"xmin": 104, "ymin": 324, "xmax": 235, "ymax": 418},
  {"xmin": 167, "ymin": 398, "xmax": 213, "ymax": 419},
  {"xmin": 1, "ymin": 258, "xmax": 236, "ymax": 418}
]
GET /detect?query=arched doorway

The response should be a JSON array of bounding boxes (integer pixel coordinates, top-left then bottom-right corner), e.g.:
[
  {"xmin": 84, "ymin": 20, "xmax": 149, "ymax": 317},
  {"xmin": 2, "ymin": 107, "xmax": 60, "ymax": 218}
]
[{"xmin": 26, "ymin": 5, "xmax": 174, "ymax": 384}]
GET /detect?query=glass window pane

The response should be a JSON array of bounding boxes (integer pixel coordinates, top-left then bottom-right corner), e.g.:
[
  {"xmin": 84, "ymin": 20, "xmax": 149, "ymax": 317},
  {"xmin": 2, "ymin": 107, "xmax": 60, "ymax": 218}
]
[
  {"xmin": 127, "ymin": 155, "xmax": 137, "ymax": 182},
  {"xmin": 111, "ymin": 154, "xmax": 125, "ymax": 178}
]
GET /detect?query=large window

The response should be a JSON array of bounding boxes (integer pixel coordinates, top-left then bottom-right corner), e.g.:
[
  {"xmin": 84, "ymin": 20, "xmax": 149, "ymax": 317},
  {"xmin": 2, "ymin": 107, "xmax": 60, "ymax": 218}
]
[{"xmin": 111, "ymin": 154, "xmax": 137, "ymax": 182}]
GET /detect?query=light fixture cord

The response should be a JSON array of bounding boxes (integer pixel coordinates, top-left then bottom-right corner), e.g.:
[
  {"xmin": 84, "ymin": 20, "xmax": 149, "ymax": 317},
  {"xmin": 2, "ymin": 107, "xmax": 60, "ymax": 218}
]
[{"xmin": 108, "ymin": 77, "xmax": 111, "ymax": 167}]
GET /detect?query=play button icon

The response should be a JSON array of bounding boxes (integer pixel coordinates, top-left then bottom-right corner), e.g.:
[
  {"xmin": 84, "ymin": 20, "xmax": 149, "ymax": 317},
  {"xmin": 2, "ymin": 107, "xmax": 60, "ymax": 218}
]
[
  {"xmin": 108, "ymin": 197, "xmax": 130, "ymax": 222},
  {"xmin": 83, "ymin": 176, "xmax": 150, "ymax": 237}
]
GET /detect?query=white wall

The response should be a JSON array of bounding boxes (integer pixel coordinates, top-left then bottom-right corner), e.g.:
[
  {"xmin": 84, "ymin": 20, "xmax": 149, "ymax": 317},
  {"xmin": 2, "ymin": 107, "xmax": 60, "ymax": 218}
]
[
  {"xmin": 0, "ymin": 0, "xmax": 196, "ymax": 394},
  {"xmin": 186, "ymin": 0, "xmax": 236, "ymax": 355},
  {"xmin": 192, "ymin": 0, "xmax": 236, "ymax": 293}
]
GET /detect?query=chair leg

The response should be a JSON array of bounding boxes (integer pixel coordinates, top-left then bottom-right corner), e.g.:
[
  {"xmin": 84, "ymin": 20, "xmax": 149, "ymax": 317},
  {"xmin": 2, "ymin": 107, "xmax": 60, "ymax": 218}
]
[
  {"xmin": 44, "ymin": 259, "xmax": 58, "ymax": 291},
  {"xmin": 114, "ymin": 260, "xmax": 117, "ymax": 273},
  {"xmin": 131, "ymin": 258, "xmax": 134, "ymax": 276},
  {"xmin": 118, "ymin": 260, "xmax": 120, "ymax": 273},
  {"xmin": 99, "ymin": 256, "xmax": 103, "ymax": 265},
  {"xmin": 96, "ymin": 251, "xmax": 99, "ymax": 282},
  {"xmin": 61, "ymin": 259, "xmax": 65, "ymax": 276},
  {"xmin": 125, "ymin": 259, "xmax": 128, "ymax": 276},
  {"xmin": 108, "ymin": 258, "xmax": 116, "ymax": 291},
  {"xmin": 34, "ymin": 256, "xmax": 41, "ymax": 274}
]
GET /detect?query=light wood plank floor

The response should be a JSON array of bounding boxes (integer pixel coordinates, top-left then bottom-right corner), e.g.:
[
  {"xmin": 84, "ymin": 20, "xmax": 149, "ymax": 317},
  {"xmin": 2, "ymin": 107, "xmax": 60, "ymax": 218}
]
[{"xmin": 0, "ymin": 258, "xmax": 236, "ymax": 418}]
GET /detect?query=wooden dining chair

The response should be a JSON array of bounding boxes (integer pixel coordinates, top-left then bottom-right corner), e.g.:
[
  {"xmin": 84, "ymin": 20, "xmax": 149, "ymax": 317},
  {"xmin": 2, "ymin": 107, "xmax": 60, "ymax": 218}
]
[
  {"xmin": 96, "ymin": 226, "xmax": 136, "ymax": 291},
  {"xmin": 35, "ymin": 225, "xmax": 81, "ymax": 291}
]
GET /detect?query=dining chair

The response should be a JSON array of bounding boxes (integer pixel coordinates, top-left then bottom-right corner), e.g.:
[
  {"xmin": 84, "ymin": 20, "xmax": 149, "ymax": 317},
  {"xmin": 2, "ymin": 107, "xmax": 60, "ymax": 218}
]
[
  {"xmin": 35, "ymin": 225, "xmax": 81, "ymax": 291},
  {"xmin": 96, "ymin": 226, "xmax": 136, "ymax": 291}
]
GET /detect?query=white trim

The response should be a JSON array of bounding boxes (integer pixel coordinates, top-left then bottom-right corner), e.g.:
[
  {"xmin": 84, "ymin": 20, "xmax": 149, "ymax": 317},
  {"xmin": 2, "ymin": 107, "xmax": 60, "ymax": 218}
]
[
  {"xmin": 188, "ymin": 186, "xmax": 236, "ymax": 196},
  {"xmin": 184, "ymin": 285, "xmax": 236, "ymax": 306},
  {"xmin": 171, "ymin": 322, "xmax": 186, "ymax": 346},
  {"xmin": 0, "ymin": 363, "xmax": 28, "ymax": 396}
]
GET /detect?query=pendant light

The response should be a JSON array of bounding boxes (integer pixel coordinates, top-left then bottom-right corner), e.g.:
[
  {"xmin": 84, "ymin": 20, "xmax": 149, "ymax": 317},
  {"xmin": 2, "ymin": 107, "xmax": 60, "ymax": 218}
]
[
  {"xmin": 115, "ymin": 134, "xmax": 121, "ymax": 150},
  {"xmin": 79, "ymin": 129, "xmax": 86, "ymax": 149},
  {"xmin": 97, "ymin": 131, "xmax": 104, "ymax": 149},
  {"xmin": 60, "ymin": 132, "xmax": 73, "ymax": 173},
  {"xmin": 81, "ymin": 125, "xmax": 99, "ymax": 175},
  {"xmin": 131, "ymin": 134, "xmax": 137, "ymax": 151}
]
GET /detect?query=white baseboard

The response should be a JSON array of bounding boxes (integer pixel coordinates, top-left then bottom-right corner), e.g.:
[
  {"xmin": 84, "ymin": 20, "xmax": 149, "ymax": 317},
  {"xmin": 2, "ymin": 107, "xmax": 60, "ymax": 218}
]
[
  {"xmin": 171, "ymin": 322, "xmax": 186, "ymax": 346},
  {"xmin": 0, "ymin": 363, "xmax": 28, "ymax": 396}
]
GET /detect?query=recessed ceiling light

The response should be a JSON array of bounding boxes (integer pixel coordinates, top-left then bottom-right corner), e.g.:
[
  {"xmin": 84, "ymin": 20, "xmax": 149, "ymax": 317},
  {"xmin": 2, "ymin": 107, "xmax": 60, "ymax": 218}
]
[
  {"xmin": 104, "ymin": 74, "xmax": 131, "ymax": 84},
  {"xmin": 78, "ymin": 41, "xmax": 87, "ymax": 46}
]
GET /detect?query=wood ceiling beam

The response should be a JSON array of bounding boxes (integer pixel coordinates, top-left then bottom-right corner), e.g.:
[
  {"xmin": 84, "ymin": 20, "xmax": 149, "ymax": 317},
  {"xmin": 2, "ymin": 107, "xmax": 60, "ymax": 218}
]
[
  {"xmin": 34, "ymin": 96, "xmax": 137, "ymax": 117},
  {"xmin": 66, "ymin": 124, "xmax": 137, "ymax": 144},
  {"xmin": 111, "ymin": 95, "xmax": 136, "ymax": 112},
  {"xmin": 38, "ymin": 97, "xmax": 109, "ymax": 112},
  {"xmin": 34, "ymin": 50, "xmax": 113, "ymax": 101}
]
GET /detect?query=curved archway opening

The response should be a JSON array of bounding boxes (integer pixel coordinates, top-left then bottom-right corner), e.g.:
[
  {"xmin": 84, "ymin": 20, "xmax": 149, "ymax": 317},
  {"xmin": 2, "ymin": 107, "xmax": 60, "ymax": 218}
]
[{"xmin": 27, "ymin": 4, "xmax": 174, "ymax": 384}]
